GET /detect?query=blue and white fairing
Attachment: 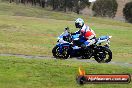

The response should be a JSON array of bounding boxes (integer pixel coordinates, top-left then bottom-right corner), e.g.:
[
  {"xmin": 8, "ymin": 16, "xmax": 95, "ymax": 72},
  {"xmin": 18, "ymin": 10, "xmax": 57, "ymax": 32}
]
[
  {"xmin": 57, "ymin": 30, "xmax": 70, "ymax": 44},
  {"xmin": 58, "ymin": 30, "xmax": 69, "ymax": 40},
  {"xmin": 56, "ymin": 30, "xmax": 70, "ymax": 53},
  {"xmin": 96, "ymin": 36, "xmax": 112, "ymax": 45},
  {"xmin": 58, "ymin": 29, "xmax": 81, "ymax": 49}
]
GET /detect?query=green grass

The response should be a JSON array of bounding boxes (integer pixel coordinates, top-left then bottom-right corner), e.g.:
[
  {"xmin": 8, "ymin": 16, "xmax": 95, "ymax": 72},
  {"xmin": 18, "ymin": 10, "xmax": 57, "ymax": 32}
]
[
  {"xmin": 0, "ymin": 56, "xmax": 132, "ymax": 88},
  {"xmin": 0, "ymin": 2, "xmax": 77, "ymax": 21}
]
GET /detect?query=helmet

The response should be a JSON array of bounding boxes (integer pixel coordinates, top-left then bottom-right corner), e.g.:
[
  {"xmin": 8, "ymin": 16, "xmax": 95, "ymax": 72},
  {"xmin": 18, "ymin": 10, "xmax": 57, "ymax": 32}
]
[{"xmin": 75, "ymin": 18, "xmax": 84, "ymax": 28}]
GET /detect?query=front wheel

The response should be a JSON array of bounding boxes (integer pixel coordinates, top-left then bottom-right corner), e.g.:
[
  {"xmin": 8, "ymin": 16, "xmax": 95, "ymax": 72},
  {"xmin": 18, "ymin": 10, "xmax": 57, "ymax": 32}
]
[
  {"xmin": 52, "ymin": 45, "xmax": 70, "ymax": 59},
  {"xmin": 94, "ymin": 47, "xmax": 112, "ymax": 63},
  {"xmin": 61, "ymin": 47, "xmax": 70, "ymax": 59},
  {"xmin": 52, "ymin": 45, "xmax": 61, "ymax": 58}
]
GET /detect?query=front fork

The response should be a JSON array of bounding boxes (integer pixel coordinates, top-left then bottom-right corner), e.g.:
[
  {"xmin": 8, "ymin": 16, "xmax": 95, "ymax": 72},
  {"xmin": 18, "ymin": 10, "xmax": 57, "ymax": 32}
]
[
  {"xmin": 56, "ymin": 44, "xmax": 63, "ymax": 54},
  {"xmin": 57, "ymin": 43, "xmax": 70, "ymax": 54}
]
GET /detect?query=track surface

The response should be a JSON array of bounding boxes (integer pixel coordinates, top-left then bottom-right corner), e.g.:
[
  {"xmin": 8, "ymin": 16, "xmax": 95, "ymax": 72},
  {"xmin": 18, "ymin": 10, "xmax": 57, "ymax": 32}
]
[{"xmin": 0, "ymin": 53, "xmax": 132, "ymax": 67}]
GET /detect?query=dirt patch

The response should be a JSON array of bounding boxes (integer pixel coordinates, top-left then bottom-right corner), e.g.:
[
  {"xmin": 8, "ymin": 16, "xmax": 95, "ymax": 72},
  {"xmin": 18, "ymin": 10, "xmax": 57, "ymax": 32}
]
[{"xmin": 1, "ymin": 53, "xmax": 132, "ymax": 67}]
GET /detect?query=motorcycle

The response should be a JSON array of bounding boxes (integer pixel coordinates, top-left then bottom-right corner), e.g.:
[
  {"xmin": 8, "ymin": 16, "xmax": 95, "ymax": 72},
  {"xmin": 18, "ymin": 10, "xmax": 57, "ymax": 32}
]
[{"xmin": 52, "ymin": 27, "xmax": 112, "ymax": 63}]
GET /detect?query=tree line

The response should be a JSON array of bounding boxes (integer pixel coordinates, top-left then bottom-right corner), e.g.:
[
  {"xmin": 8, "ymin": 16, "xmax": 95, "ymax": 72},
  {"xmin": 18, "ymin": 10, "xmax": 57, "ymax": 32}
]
[
  {"xmin": 9, "ymin": 0, "xmax": 91, "ymax": 14},
  {"xmin": 8, "ymin": 0, "xmax": 132, "ymax": 23}
]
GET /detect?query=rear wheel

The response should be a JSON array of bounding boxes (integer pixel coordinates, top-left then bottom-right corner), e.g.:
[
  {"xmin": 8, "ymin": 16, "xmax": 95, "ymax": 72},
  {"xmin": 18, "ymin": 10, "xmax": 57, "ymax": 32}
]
[{"xmin": 94, "ymin": 47, "xmax": 112, "ymax": 63}]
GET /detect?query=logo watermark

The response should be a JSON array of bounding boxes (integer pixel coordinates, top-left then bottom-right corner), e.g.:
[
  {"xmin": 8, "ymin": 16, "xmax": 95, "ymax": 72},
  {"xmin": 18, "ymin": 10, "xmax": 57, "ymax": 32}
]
[{"xmin": 76, "ymin": 67, "xmax": 131, "ymax": 84}]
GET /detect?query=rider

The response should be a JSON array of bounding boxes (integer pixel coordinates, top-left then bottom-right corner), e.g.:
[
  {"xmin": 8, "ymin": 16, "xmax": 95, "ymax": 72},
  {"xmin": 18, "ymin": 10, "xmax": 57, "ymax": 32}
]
[{"xmin": 72, "ymin": 18, "xmax": 96, "ymax": 48}]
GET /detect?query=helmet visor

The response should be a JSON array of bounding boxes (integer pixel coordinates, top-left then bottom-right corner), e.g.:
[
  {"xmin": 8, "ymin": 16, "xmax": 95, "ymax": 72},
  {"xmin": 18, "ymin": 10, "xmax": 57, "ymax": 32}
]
[{"xmin": 75, "ymin": 23, "xmax": 80, "ymax": 28}]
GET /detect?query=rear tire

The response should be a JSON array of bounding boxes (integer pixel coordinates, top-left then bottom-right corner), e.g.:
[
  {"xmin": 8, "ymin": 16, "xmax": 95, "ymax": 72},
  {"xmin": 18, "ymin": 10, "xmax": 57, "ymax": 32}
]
[{"xmin": 94, "ymin": 47, "xmax": 112, "ymax": 63}]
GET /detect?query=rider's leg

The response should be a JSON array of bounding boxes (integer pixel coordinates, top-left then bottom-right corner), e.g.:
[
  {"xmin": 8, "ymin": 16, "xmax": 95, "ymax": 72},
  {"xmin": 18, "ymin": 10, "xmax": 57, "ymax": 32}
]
[{"xmin": 84, "ymin": 39, "xmax": 96, "ymax": 46}]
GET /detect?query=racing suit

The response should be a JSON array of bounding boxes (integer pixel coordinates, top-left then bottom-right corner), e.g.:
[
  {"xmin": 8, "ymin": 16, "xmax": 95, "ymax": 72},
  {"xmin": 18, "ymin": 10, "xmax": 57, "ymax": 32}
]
[{"xmin": 73, "ymin": 24, "xmax": 96, "ymax": 47}]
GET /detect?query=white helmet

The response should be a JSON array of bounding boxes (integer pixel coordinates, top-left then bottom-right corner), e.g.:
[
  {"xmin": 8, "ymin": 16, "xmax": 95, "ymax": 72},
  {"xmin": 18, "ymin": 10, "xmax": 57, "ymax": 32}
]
[{"xmin": 75, "ymin": 18, "xmax": 84, "ymax": 28}]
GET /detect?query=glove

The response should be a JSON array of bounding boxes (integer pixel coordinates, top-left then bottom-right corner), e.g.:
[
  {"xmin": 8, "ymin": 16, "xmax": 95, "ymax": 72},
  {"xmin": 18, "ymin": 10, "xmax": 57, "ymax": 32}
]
[{"xmin": 70, "ymin": 32, "xmax": 75, "ymax": 35}]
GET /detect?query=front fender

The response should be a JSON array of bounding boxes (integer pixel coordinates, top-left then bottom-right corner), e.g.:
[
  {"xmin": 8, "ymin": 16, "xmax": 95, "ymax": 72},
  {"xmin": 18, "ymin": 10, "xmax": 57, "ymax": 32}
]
[{"xmin": 56, "ymin": 43, "xmax": 71, "ymax": 53}]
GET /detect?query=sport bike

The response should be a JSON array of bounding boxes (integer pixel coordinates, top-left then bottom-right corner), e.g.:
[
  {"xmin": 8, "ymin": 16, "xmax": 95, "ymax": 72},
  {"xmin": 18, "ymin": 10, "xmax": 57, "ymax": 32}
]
[{"xmin": 52, "ymin": 27, "xmax": 112, "ymax": 63}]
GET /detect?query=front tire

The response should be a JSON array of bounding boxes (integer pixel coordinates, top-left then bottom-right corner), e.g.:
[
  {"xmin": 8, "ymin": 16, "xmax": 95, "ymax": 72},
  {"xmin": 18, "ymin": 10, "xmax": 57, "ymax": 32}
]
[
  {"xmin": 52, "ymin": 45, "xmax": 70, "ymax": 59},
  {"xmin": 52, "ymin": 45, "xmax": 61, "ymax": 58}
]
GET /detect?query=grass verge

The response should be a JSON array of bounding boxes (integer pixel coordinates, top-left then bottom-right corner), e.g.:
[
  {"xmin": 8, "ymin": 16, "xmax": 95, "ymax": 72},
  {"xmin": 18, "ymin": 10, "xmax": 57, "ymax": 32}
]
[{"xmin": 0, "ymin": 56, "xmax": 132, "ymax": 88}]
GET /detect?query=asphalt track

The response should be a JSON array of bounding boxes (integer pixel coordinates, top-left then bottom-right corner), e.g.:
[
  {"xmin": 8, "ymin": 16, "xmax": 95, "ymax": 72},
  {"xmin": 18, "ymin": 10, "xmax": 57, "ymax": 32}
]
[{"xmin": 0, "ymin": 53, "xmax": 132, "ymax": 67}]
